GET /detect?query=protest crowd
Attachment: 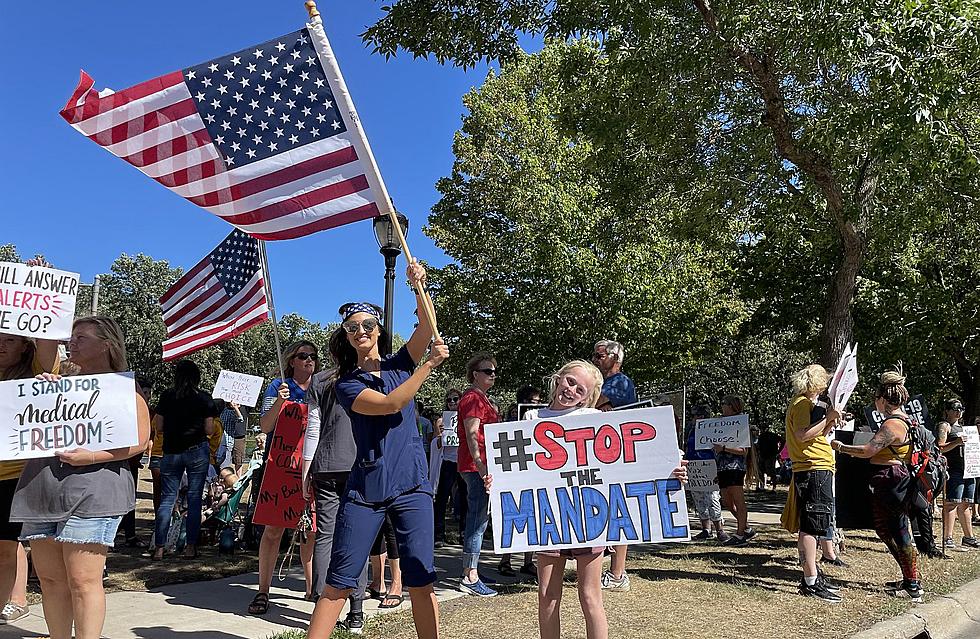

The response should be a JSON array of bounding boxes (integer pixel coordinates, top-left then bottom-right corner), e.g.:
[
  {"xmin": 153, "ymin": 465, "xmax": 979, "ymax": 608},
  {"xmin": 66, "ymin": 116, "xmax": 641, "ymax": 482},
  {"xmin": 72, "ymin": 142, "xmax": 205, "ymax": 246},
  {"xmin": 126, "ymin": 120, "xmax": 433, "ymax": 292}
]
[{"xmin": 3, "ymin": 3, "xmax": 980, "ymax": 639}]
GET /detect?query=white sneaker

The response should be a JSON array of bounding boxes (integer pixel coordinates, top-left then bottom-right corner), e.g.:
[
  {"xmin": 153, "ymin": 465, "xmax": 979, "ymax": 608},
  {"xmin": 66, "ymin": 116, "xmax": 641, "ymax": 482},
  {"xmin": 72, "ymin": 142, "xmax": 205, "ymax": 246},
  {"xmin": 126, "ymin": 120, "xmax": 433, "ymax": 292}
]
[
  {"xmin": 600, "ymin": 570, "xmax": 631, "ymax": 591},
  {"xmin": 0, "ymin": 602, "xmax": 29, "ymax": 624}
]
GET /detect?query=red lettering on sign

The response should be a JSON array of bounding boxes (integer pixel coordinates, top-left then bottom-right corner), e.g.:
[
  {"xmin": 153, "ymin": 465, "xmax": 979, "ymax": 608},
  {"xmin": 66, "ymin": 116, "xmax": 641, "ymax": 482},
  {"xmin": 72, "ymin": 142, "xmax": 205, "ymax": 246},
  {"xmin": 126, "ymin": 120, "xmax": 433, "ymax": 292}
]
[
  {"xmin": 534, "ymin": 421, "xmax": 568, "ymax": 470},
  {"xmin": 621, "ymin": 421, "xmax": 656, "ymax": 462},
  {"xmin": 564, "ymin": 427, "xmax": 597, "ymax": 466},
  {"xmin": 594, "ymin": 424, "xmax": 623, "ymax": 463}
]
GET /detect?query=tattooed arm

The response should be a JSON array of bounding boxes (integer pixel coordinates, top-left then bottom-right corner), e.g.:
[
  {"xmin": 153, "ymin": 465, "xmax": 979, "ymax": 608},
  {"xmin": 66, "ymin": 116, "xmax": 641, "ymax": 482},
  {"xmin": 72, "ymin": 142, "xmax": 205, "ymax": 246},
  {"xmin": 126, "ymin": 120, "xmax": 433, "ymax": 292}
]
[{"xmin": 832, "ymin": 420, "xmax": 902, "ymax": 458}]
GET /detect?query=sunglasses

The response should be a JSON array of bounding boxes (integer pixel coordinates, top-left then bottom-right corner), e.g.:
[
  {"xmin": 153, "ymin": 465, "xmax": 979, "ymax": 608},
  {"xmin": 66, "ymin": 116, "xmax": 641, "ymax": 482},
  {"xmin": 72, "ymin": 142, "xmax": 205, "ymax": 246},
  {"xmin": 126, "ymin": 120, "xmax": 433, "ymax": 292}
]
[
  {"xmin": 447, "ymin": 397, "xmax": 460, "ymax": 403},
  {"xmin": 293, "ymin": 352, "xmax": 317, "ymax": 361},
  {"xmin": 342, "ymin": 318, "xmax": 379, "ymax": 334},
  {"xmin": 476, "ymin": 368, "xmax": 497, "ymax": 377}
]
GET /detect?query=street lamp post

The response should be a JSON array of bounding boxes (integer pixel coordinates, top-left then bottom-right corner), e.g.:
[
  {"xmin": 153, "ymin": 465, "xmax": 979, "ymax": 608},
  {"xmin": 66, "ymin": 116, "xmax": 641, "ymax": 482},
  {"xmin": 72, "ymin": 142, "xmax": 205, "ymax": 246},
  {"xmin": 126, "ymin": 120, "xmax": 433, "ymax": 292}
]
[{"xmin": 373, "ymin": 212, "xmax": 409, "ymax": 356}]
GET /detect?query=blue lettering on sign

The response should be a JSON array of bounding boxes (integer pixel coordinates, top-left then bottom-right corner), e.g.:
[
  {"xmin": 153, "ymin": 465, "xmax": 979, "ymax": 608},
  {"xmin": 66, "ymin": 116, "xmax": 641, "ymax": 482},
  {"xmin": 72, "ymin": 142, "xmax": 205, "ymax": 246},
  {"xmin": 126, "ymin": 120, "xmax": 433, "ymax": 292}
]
[
  {"xmin": 625, "ymin": 480, "xmax": 655, "ymax": 541},
  {"xmin": 581, "ymin": 486, "xmax": 609, "ymax": 541},
  {"xmin": 654, "ymin": 478, "xmax": 689, "ymax": 538},
  {"xmin": 500, "ymin": 489, "xmax": 538, "ymax": 549},
  {"xmin": 606, "ymin": 483, "xmax": 639, "ymax": 542},
  {"xmin": 537, "ymin": 488, "xmax": 563, "ymax": 546},
  {"xmin": 556, "ymin": 485, "xmax": 585, "ymax": 544}
]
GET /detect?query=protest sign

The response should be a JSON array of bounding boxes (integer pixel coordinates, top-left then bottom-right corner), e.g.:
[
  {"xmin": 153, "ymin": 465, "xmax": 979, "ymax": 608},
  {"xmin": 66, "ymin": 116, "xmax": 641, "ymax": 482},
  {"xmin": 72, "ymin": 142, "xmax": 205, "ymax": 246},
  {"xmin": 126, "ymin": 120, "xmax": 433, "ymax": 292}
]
[
  {"xmin": 253, "ymin": 401, "xmax": 307, "ymax": 528},
  {"xmin": 212, "ymin": 370, "xmax": 264, "ymax": 408},
  {"xmin": 613, "ymin": 398, "xmax": 656, "ymax": 411},
  {"xmin": 687, "ymin": 459, "xmax": 719, "ymax": 492},
  {"xmin": 694, "ymin": 414, "xmax": 750, "ymax": 450},
  {"xmin": 828, "ymin": 343, "xmax": 859, "ymax": 410},
  {"xmin": 441, "ymin": 410, "xmax": 460, "ymax": 447},
  {"xmin": 486, "ymin": 406, "xmax": 689, "ymax": 553},
  {"xmin": 864, "ymin": 394, "xmax": 930, "ymax": 432},
  {"xmin": 0, "ymin": 262, "xmax": 80, "ymax": 340},
  {"xmin": 1, "ymin": 372, "xmax": 138, "ymax": 461},
  {"xmin": 963, "ymin": 426, "xmax": 980, "ymax": 479}
]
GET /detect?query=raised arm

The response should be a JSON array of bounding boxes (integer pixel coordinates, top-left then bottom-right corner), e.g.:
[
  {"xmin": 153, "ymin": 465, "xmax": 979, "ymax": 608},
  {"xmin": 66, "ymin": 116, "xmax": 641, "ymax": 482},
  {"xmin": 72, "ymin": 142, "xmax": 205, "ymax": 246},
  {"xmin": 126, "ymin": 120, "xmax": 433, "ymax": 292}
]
[
  {"xmin": 350, "ymin": 341, "xmax": 448, "ymax": 416},
  {"xmin": 795, "ymin": 406, "xmax": 841, "ymax": 443},
  {"xmin": 404, "ymin": 260, "xmax": 435, "ymax": 364}
]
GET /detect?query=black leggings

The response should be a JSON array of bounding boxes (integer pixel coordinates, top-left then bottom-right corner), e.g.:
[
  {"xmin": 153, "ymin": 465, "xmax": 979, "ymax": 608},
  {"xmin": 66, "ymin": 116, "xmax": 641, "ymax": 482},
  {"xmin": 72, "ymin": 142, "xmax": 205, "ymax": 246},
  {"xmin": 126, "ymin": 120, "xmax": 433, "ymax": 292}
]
[
  {"xmin": 370, "ymin": 516, "xmax": 399, "ymax": 560},
  {"xmin": 870, "ymin": 465, "xmax": 918, "ymax": 581}
]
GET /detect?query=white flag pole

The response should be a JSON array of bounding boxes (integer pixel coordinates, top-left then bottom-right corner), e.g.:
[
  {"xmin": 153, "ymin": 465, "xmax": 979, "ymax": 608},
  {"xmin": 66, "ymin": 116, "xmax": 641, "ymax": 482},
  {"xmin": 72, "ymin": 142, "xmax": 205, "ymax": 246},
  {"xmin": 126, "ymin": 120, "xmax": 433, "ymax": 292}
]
[
  {"xmin": 304, "ymin": 0, "xmax": 441, "ymax": 341},
  {"xmin": 258, "ymin": 239, "xmax": 287, "ymax": 382}
]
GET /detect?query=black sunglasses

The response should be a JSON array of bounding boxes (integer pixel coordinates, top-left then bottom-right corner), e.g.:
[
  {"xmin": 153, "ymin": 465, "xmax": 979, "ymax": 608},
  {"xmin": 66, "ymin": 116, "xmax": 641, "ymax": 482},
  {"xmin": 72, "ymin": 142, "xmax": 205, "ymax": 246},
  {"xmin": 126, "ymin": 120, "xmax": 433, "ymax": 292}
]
[
  {"xmin": 476, "ymin": 368, "xmax": 497, "ymax": 377},
  {"xmin": 342, "ymin": 318, "xmax": 379, "ymax": 334},
  {"xmin": 446, "ymin": 396, "xmax": 460, "ymax": 403},
  {"xmin": 293, "ymin": 352, "xmax": 317, "ymax": 361}
]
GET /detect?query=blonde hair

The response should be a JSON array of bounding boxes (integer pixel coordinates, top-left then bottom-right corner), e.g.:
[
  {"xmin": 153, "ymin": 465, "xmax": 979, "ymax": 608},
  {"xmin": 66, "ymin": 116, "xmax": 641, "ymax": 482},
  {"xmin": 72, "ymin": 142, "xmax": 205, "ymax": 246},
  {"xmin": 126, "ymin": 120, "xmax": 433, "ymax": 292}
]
[
  {"xmin": 790, "ymin": 364, "xmax": 829, "ymax": 398},
  {"xmin": 73, "ymin": 316, "xmax": 128, "ymax": 372},
  {"xmin": 877, "ymin": 366, "xmax": 910, "ymax": 408},
  {"xmin": 546, "ymin": 360, "xmax": 604, "ymax": 409}
]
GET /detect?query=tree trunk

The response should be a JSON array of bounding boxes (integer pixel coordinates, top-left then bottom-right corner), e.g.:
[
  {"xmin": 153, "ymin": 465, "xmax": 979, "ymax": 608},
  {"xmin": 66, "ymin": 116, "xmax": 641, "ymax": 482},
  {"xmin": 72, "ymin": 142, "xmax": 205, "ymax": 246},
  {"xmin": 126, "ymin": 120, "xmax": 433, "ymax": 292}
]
[
  {"xmin": 951, "ymin": 348, "xmax": 980, "ymax": 424},
  {"xmin": 818, "ymin": 224, "xmax": 864, "ymax": 369}
]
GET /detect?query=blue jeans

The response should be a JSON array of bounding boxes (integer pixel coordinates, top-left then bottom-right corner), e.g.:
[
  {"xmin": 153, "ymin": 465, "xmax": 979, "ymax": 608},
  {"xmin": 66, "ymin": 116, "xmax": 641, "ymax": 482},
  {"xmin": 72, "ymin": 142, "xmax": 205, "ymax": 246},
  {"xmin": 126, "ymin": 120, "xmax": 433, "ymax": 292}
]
[
  {"xmin": 461, "ymin": 471, "xmax": 489, "ymax": 571},
  {"xmin": 155, "ymin": 441, "xmax": 210, "ymax": 547}
]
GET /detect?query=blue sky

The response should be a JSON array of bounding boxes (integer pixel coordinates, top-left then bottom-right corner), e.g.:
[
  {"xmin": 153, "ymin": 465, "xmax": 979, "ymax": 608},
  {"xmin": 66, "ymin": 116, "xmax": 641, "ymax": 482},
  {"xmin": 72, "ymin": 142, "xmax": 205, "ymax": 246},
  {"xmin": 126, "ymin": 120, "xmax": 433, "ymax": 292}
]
[{"xmin": 0, "ymin": 2, "xmax": 494, "ymax": 337}]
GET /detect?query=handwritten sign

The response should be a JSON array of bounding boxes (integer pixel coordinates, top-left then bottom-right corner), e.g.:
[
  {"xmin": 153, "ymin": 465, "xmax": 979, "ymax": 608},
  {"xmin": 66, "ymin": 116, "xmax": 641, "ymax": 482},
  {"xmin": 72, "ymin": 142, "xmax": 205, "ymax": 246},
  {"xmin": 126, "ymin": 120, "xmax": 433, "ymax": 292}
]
[
  {"xmin": 864, "ymin": 394, "xmax": 930, "ymax": 432},
  {"xmin": 687, "ymin": 459, "xmax": 719, "ymax": 492},
  {"xmin": 694, "ymin": 414, "xmax": 750, "ymax": 450},
  {"xmin": 212, "ymin": 370, "xmax": 264, "ymax": 408},
  {"xmin": 828, "ymin": 343, "xmax": 859, "ymax": 409},
  {"xmin": 963, "ymin": 426, "xmax": 980, "ymax": 480},
  {"xmin": 486, "ymin": 406, "xmax": 689, "ymax": 553},
  {"xmin": 0, "ymin": 372, "xmax": 138, "ymax": 460},
  {"xmin": 441, "ymin": 410, "xmax": 460, "ymax": 447},
  {"xmin": 0, "ymin": 262, "xmax": 79, "ymax": 340},
  {"xmin": 252, "ymin": 401, "xmax": 307, "ymax": 528}
]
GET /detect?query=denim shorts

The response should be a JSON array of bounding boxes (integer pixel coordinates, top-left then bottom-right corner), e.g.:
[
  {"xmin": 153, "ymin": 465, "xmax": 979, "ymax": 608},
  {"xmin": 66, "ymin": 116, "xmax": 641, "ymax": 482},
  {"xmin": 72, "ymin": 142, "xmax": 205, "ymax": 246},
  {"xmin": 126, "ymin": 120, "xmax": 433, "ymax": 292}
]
[
  {"xmin": 946, "ymin": 472, "xmax": 976, "ymax": 503},
  {"xmin": 21, "ymin": 515, "xmax": 123, "ymax": 546},
  {"xmin": 148, "ymin": 456, "xmax": 163, "ymax": 470}
]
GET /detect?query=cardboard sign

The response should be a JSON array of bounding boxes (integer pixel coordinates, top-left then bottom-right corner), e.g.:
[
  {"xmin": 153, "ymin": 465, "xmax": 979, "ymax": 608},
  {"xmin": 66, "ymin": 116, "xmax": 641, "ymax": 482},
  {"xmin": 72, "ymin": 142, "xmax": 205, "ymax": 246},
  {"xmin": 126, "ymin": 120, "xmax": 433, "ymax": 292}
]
[
  {"xmin": 252, "ymin": 401, "xmax": 307, "ymax": 528},
  {"xmin": 0, "ymin": 372, "xmax": 139, "ymax": 460},
  {"xmin": 212, "ymin": 370, "xmax": 264, "ymax": 408},
  {"xmin": 687, "ymin": 459, "xmax": 719, "ymax": 492},
  {"xmin": 963, "ymin": 426, "xmax": 980, "ymax": 479},
  {"xmin": 441, "ymin": 410, "xmax": 460, "ymax": 447},
  {"xmin": 486, "ymin": 406, "xmax": 689, "ymax": 553},
  {"xmin": 864, "ymin": 394, "xmax": 930, "ymax": 432},
  {"xmin": 613, "ymin": 398, "xmax": 656, "ymax": 411},
  {"xmin": 0, "ymin": 262, "xmax": 80, "ymax": 340},
  {"xmin": 828, "ymin": 343, "xmax": 859, "ymax": 409},
  {"xmin": 694, "ymin": 414, "xmax": 750, "ymax": 450}
]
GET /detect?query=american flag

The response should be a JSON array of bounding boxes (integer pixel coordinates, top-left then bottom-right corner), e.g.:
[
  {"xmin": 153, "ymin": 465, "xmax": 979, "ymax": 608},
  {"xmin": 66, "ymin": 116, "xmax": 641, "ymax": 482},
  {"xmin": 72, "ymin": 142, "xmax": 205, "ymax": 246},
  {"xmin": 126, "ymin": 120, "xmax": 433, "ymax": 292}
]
[
  {"xmin": 60, "ymin": 28, "xmax": 383, "ymax": 240},
  {"xmin": 160, "ymin": 229, "xmax": 269, "ymax": 360}
]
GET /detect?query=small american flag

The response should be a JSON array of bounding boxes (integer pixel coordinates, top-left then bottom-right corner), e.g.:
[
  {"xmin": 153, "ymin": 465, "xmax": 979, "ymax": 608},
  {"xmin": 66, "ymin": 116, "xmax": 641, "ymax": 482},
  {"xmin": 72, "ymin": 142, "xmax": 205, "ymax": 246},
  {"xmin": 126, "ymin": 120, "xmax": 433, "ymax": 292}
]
[
  {"xmin": 160, "ymin": 229, "xmax": 269, "ymax": 360},
  {"xmin": 60, "ymin": 28, "xmax": 383, "ymax": 240}
]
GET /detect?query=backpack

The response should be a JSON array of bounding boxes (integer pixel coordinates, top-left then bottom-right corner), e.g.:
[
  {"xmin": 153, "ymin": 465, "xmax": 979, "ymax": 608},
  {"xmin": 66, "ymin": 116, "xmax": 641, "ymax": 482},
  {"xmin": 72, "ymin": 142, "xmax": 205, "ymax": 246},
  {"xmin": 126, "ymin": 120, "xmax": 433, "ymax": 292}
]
[{"xmin": 896, "ymin": 415, "xmax": 948, "ymax": 512}]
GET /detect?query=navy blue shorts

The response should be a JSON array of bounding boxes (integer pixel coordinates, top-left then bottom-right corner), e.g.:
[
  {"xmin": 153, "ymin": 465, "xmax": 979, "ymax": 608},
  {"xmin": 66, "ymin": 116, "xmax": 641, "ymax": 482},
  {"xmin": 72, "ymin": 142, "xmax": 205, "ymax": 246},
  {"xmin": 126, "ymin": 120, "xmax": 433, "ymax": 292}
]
[{"xmin": 326, "ymin": 488, "xmax": 436, "ymax": 589}]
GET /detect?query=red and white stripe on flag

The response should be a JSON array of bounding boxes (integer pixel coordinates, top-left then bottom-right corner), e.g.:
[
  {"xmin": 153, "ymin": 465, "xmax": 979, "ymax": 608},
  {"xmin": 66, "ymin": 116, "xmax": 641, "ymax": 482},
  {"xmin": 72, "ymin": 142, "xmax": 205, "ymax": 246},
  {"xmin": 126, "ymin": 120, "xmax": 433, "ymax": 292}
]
[
  {"xmin": 59, "ymin": 28, "xmax": 384, "ymax": 241},
  {"xmin": 159, "ymin": 229, "xmax": 269, "ymax": 360}
]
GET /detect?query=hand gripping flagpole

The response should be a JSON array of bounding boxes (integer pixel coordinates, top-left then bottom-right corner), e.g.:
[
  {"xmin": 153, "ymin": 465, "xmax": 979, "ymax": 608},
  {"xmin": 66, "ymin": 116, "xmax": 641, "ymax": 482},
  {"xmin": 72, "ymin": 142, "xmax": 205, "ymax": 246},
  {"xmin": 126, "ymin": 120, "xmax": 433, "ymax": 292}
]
[
  {"xmin": 259, "ymin": 240, "xmax": 288, "ymax": 382},
  {"xmin": 304, "ymin": 0, "xmax": 441, "ymax": 342}
]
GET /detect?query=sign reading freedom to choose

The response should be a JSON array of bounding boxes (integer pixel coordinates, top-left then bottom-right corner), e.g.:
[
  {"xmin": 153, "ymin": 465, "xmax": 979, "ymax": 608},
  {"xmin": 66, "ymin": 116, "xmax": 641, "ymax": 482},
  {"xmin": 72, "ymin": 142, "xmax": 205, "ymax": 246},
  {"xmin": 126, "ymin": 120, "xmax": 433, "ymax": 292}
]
[
  {"xmin": 486, "ymin": 406, "xmax": 689, "ymax": 553},
  {"xmin": 0, "ymin": 262, "xmax": 80, "ymax": 340},
  {"xmin": 0, "ymin": 373, "xmax": 139, "ymax": 460},
  {"xmin": 694, "ymin": 414, "xmax": 751, "ymax": 450},
  {"xmin": 212, "ymin": 370, "xmax": 264, "ymax": 408}
]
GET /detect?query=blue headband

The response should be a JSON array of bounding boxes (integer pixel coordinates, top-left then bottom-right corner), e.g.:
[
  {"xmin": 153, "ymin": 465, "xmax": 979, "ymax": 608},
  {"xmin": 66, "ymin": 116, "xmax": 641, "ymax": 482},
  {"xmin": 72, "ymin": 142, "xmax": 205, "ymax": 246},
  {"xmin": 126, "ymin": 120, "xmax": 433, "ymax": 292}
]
[{"xmin": 342, "ymin": 303, "xmax": 382, "ymax": 322}]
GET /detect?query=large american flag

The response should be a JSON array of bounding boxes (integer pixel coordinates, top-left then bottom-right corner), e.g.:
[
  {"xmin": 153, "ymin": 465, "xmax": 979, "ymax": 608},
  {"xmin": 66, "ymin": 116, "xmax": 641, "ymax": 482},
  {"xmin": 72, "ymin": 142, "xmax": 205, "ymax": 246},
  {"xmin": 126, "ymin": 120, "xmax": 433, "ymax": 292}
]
[
  {"xmin": 60, "ymin": 28, "xmax": 382, "ymax": 240},
  {"xmin": 160, "ymin": 229, "xmax": 269, "ymax": 360}
]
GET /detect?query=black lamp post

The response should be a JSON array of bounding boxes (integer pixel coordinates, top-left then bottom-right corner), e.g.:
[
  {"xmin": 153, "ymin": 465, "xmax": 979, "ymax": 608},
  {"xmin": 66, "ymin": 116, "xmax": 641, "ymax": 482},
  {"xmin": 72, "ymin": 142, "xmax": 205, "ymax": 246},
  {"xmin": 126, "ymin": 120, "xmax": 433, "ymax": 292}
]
[{"xmin": 372, "ymin": 211, "xmax": 409, "ymax": 356}]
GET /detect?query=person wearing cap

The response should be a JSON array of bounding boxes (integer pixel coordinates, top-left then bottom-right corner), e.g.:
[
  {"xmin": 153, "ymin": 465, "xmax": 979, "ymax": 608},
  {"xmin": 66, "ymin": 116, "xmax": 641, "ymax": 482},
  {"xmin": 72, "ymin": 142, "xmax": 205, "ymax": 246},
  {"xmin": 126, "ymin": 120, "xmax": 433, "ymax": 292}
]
[
  {"xmin": 307, "ymin": 261, "xmax": 448, "ymax": 639},
  {"xmin": 937, "ymin": 399, "xmax": 979, "ymax": 550}
]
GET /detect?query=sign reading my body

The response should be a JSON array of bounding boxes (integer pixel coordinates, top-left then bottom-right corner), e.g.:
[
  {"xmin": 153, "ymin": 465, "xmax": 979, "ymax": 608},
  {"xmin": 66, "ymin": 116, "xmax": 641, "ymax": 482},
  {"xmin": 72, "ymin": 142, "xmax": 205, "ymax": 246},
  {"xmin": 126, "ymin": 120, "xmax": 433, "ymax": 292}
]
[{"xmin": 15, "ymin": 377, "xmax": 104, "ymax": 452}]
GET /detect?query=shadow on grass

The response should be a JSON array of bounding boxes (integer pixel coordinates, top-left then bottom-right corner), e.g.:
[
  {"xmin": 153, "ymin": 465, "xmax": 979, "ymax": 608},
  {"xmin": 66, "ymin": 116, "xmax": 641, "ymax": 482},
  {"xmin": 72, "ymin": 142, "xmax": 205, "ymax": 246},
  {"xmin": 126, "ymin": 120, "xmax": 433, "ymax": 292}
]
[{"xmin": 132, "ymin": 628, "xmax": 249, "ymax": 639}]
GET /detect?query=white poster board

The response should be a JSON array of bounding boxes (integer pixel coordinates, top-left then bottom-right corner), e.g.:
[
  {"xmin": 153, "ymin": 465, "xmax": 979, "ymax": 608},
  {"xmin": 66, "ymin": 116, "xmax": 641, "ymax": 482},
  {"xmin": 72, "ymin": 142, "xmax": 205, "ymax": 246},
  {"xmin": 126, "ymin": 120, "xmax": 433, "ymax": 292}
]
[
  {"xmin": 486, "ymin": 405, "xmax": 689, "ymax": 553},
  {"xmin": 212, "ymin": 370, "xmax": 265, "ymax": 408},
  {"xmin": 441, "ymin": 410, "xmax": 460, "ymax": 447},
  {"xmin": 694, "ymin": 414, "xmax": 751, "ymax": 450},
  {"xmin": 962, "ymin": 426, "xmax": 980, "ymax": 480},
  {"xmin": 0, "ymin": 262, "xmax": 80, "ymax": 340},
  {"xmin": 687, "ymin": 459, "xmax": 719, "ymax": 492},
  {"xmin": 0, "ymin": 372, "xmax": 139, "ymax": 461},
  {"xmin": 828, "ymin": 343, "xmax": 859, "ymax": 410}
]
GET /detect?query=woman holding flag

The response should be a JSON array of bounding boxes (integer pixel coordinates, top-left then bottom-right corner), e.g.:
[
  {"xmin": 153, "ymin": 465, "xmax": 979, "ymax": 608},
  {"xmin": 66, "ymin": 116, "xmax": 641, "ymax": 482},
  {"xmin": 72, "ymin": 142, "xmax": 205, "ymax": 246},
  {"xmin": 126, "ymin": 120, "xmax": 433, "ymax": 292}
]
[{"xmin": 307, "ymin": 260, "xmax": 448, "ymax": 639}]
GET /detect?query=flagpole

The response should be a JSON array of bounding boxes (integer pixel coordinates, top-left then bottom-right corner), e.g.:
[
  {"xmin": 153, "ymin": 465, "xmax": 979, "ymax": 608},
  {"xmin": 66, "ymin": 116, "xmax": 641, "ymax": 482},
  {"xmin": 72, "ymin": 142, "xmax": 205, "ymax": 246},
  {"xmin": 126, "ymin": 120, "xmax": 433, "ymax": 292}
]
[
  {"xmin": 258, "ymin": 240, "xmax": 287, "ymax": 382},
  {"xmin": 305, "ymin": 0, "xmax": 441, "ymax": 341}
]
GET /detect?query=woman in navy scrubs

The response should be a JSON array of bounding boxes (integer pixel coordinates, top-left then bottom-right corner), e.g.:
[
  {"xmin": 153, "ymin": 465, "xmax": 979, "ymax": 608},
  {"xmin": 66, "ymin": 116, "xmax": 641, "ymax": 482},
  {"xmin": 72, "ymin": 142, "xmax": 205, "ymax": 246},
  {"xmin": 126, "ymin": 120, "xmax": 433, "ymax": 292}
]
[{"xmin": 308, "ymin": 261, "xmax": 448, "ymax": 639}]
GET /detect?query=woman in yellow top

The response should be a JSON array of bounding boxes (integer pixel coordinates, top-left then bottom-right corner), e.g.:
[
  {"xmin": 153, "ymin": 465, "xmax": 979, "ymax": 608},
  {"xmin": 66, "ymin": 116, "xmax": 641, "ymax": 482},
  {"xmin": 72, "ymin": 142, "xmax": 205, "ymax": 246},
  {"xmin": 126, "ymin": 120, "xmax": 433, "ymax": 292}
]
[
  {"xmin": 832, "ymin": 370, "xmax": 922, "ymax": 602},
  {"xmin": 784, "ymin": 364, "xmax": 841, "ymax": 602}
]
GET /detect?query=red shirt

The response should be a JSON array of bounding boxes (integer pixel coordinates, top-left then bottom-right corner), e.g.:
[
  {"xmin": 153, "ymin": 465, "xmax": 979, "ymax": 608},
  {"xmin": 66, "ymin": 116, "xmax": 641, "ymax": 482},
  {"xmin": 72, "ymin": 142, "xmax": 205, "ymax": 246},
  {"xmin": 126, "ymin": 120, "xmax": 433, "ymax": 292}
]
[{"xmin": 456, "ymin": 388, "xmax": 499, "ymax": 473}]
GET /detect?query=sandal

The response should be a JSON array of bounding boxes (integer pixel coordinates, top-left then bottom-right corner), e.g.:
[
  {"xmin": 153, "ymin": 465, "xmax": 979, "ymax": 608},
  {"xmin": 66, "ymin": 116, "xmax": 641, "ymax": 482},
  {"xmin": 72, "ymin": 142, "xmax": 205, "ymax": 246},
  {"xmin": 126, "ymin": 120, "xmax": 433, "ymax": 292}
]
[
  {"xmin": 366, "ymin": 586, "xmax": 385, "ymax": 600},
  {"xmin": 378, "ymin": 593, "xmax": 404, "ymax": 609},
  {"xmin": 248, "ymin": 592, "xmax": 270, "ymax": 615}
]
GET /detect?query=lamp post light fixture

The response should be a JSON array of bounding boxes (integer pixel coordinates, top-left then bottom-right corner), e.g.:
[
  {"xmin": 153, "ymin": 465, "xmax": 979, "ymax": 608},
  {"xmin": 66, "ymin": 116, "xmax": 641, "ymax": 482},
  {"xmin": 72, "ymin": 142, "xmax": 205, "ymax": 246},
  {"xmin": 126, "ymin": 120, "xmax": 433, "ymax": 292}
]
[{"xmin": 372, "ymin": 211, "xmax": 409, "ymax": 356}]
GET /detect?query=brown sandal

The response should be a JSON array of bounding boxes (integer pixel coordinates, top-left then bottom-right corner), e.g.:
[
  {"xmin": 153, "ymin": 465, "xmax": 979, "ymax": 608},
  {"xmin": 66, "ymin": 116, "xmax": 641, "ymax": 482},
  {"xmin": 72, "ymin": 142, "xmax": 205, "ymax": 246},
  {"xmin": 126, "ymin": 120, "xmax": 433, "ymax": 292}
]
[{"xmin": 248, "ymin": 592, "xmax": 269, "ymax": 615}]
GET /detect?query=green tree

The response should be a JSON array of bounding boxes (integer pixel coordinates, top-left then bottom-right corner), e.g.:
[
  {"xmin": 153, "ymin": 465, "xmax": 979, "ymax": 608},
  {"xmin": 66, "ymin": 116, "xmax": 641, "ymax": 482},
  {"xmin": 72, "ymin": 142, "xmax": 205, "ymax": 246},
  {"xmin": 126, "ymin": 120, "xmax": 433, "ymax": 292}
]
[{"xmin": 0, "ymin": 245, "xmax": 19, "ymax": 262}]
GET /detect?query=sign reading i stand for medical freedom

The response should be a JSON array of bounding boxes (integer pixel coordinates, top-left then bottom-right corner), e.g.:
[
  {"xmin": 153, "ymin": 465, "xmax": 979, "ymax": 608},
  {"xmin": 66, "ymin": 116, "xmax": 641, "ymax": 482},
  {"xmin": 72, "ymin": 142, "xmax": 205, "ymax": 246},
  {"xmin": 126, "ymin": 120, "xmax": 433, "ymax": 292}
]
[
  {"xmin": 0, "ymin": 373, "xmax": 139, "ymax": 461},
  {"xmin": 694, "ymin": 414, "xmax": 751, "ymax": 450},
  {"xmin": 212, "ymin": 370, "xmax": 265, "ymax": 408},
  {"xmin": 253, "ymin": 401, "xmax": 307, "ymax": 529},
  {"xmin": 486, "ymin": 406, "xmax": 689, "ymax": 553},
  {"xmin": 962, "ymin": 426, "xmax": 980, "ymax": 479},
  {"xmin": 687, "ymin": 459, "xmax": 719, "ymax": 492},
  {"xmin": 441, "ymin": 411, "xmax": 460, "ymax": 447},
  {"xmin": 0, "ymin": 262, "xmax": 80, "ymax": 341},
  {"xmin": 864, "ymin": 394, "xmax": 930, "ymax": 431},
  {"xmin": 828, "ymin": 343, "xmax": 859, "ymax": 409}
]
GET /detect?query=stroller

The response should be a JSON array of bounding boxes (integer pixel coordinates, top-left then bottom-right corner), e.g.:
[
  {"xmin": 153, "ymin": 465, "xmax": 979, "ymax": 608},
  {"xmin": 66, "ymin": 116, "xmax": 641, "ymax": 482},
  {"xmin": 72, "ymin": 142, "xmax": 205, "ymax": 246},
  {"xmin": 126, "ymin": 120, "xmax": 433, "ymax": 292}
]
[{"xmin": 202, "ymin": 457, "xmax": 264, "ymax": 553}]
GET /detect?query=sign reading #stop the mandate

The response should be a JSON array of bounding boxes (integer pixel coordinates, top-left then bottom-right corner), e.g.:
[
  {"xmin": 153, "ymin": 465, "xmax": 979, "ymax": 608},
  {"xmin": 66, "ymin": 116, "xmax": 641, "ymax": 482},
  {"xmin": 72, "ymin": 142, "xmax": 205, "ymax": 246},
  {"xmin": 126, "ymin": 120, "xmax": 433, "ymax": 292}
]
[{"xmin": 485, "ymin": 405, "xmax": 689, "ymax": 554}]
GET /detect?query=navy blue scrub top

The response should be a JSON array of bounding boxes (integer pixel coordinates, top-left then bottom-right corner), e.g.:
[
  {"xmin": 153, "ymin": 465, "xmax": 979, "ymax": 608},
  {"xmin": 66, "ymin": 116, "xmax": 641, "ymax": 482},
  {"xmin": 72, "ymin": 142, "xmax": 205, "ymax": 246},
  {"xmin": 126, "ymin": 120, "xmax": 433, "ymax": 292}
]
[{"xmin": 335, "ymin": 345, "xmax": 431, "ymax": 504}]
